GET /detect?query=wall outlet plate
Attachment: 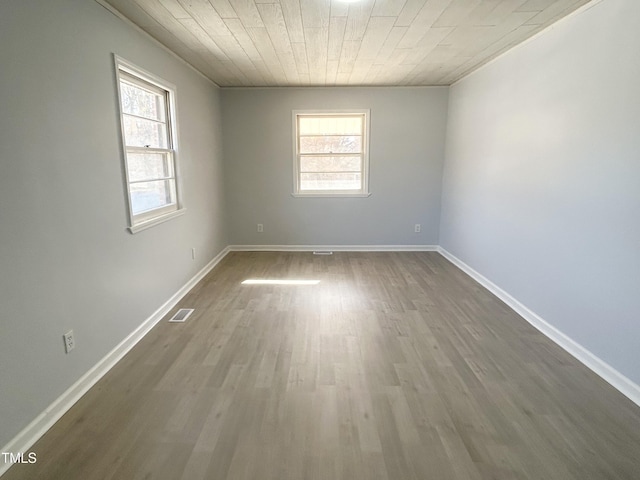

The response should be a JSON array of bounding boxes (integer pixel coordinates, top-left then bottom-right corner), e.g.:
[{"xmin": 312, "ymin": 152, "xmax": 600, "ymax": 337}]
[{"xmin": 63, "ymin": 330, "xmax": 75, "ymax": 353}]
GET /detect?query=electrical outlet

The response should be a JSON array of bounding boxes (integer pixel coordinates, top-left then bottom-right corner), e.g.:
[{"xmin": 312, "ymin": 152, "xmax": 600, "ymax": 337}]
[
  {"xmin": 63, "ymin": 330, "xmax": 75, "ymax": 354},
  {"xmin": 257, "ymin": 224, "xmax": 264, "ymax": 233},
  {"xmin": 414, "ymin": 224, "xmax": 421, "ymax": 233},
  {"xmin": 191, "ymin": 247, "xmax": 196, "ymax": 260}
]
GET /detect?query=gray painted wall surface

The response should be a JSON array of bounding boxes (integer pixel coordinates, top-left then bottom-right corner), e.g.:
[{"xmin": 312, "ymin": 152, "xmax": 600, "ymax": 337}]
[
  {"xmin": 221, "ymin": 87, "xmax": 448, "ymax": 246},
  {"xmin": 0, "ymin": 0, "xmax": 227, "ymax": 447},
  {"xmin": 440, "ymin": 0, "xmax": 640, "ymax": 384}
]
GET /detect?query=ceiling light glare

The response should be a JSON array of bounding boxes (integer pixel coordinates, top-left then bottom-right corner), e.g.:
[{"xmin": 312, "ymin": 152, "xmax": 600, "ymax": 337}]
[{"xmin": 241, "ymin": 279, "xmax": 320, "ymax": 286}]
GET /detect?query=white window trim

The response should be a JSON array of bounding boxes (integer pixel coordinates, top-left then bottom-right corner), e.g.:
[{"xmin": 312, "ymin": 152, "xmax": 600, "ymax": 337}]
[
  {"xmin": 292, "ymin": 109, "xmax": 371, "ymax": 198},
  {"xmin": 114, "ymin": 55, "xmax": 185, "ymax": 233}
]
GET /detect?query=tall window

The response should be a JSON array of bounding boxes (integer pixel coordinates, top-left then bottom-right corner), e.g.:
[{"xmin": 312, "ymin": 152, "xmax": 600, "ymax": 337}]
[
  {"xmin": 115, "ymin": 57, "xmax": 182, "ymax": 232},
  {"xmin": 293, "ymin": 110, "xmax": 370, "ymax": 196}
]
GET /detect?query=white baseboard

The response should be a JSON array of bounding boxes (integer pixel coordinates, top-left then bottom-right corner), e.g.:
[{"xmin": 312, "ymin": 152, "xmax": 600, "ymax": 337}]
[
  {"xmin": 437, "ymin": 246, "xmax": 640, "ymax": 407},
  {"xmin": 0, "ymin": 246, "xmax": 230, "ymax": 478},
  {"xmin": 228, "ymin": 244, "xmax": 439, "ymax": 252}
]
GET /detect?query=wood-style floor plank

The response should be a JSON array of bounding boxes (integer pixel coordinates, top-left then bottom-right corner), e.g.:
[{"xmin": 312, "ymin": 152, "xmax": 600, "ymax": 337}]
[{"xmin": 4, "ymin": 252, "xmax": 640, "ymax": 479}]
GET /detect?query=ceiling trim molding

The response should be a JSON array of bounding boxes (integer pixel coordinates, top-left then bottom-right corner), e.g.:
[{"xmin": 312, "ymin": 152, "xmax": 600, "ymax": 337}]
[
  {"xmin": 219, "ymin": 85, "xmax": 450, "ymax": 91},
  {"xmin": 93, "ymin": 0, "xmax": 220, "ymax": 89},
  {"xmin": 452, "ymin": 0, "xmax": 605, "ymax": 87}
]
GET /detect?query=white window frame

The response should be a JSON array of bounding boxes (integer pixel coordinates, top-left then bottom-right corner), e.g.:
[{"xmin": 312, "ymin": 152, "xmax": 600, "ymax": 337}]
[
  {"xmin": 292, "ymin": 109, "xmax": 371, "ymax": 197},
  {"xmin": 114, "ymin": 55, "xmax": 185, "ymax": 233}
]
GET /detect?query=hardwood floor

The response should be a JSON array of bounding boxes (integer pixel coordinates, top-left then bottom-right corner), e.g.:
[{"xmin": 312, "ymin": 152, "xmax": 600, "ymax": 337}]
[{"xmin": 5, "ymin": 252, "xmax": 640, "ymax": 479}]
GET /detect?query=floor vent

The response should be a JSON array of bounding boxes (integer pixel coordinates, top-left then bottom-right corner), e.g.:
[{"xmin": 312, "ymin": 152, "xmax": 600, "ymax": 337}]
[
  {"xmin": 313, "ymin": 251, "xmax": 333, "ymax": 255},
  {"xmin": 169, "ymin": 308, "xmax": 194, "ymax": 323}
]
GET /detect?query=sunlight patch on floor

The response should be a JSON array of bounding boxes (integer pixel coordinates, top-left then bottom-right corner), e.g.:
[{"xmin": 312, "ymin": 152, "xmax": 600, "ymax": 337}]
[{"xmin": 241, "ymin": 279, "xmax": 320, "ymax": 286}]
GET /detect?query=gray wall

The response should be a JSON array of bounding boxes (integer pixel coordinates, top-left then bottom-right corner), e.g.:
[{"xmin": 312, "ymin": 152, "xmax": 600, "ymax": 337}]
[
  {"xmin": 440, "ymin": 0, "xmax": 640, "ymax": 384},
  {"xmin": 0, "ymin": 0, "xmax": 227, "ymax": 447},
  {"xmin": 221, "ymin": 87, "xmax": 448, "ymax": 246}
]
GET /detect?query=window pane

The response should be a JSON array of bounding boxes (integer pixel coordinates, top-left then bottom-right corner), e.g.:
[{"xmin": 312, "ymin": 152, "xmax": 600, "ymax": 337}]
[
  {"xmin": 130, "ymin": 180, "xmax": 176, "ymax": 214},
  {"xmin": 120, "ymin": 81, "xmax": 165, "ymax": 122},
  {"xmin": 300, "ymin": 172, "xmax": 362, "ymax": 191},
  {"xmin": 123, "ymin": 115, "xmax": 168, "ymax": 148},
  {"xmin": 300, "ymin": 156, "xmax": 361, "ymax": 173},
  {"xmin": 299, "ymin": 135, "xmax": 362, "ymax": 154},
  {"xmin": 299, "ymin": 116, "xmax": 362, "ymax": 135},
  {"xmin": 127, "ymin": 152, "xmax": 173, "ymax": 182}
]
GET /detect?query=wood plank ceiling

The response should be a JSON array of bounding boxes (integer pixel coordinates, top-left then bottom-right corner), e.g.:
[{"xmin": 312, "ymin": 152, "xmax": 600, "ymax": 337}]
[{"xmin": 101, "ymin": 0, "xmax": 592, "ymax": 86}]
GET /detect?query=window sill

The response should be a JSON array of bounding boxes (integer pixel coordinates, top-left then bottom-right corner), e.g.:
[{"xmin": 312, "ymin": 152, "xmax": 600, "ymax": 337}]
[
  {"xmin": 127, "ymin": 208, "xmax": 186, "ymax": 234},
  {"xmin": 291, "ymin": 192, "xmax": 372, "ymax": 198}
]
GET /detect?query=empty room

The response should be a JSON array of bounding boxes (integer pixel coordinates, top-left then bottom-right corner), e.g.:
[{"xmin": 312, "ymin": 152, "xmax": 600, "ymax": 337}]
[{"xmin": 1, "ymin": 0, "xmax": 639, "ymax": 478}]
